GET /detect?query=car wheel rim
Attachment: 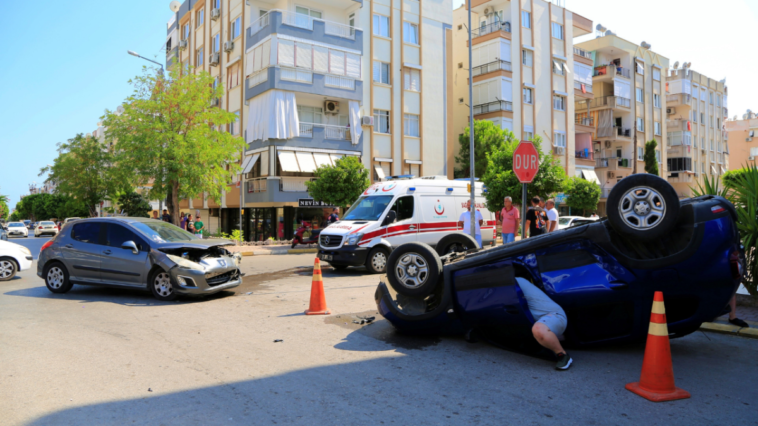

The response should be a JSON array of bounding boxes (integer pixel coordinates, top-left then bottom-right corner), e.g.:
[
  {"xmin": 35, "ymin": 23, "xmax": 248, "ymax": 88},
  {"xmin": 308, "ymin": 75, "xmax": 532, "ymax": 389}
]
[
  {"xmin": 0, "ymin": 261, "xmax": 15, "ymax": 278},
  {"xmin": 47, "ymin": 266, "xmax": 64, "ymax": 288},
  {"xmin": 372, "ymin": 251, "xmax": 387, "ymax": 271},
  {"xmin": 394, "ymin": 253, "xmax": 430, "ymax": 289},
  {"xmin": 618, "ymin": 186, "xmax": 666, "ymax": 230},
  {"xmin": 154, "ymin": 272, "xmax": 173, "ymax": 297}
]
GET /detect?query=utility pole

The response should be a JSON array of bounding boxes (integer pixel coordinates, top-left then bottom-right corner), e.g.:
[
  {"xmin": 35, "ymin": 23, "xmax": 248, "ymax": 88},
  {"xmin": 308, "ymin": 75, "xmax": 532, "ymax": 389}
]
[{"xmin": 467, "ymin": 2, "xmax": 477, "ymax": 246}]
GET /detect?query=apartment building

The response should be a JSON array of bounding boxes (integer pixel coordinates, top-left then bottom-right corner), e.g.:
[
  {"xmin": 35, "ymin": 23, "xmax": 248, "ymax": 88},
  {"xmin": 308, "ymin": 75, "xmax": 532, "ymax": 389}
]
[
  {"xmin": 450, "ymin": 1, "xmax": 594, "ymax": 209},
  {"xmin": 574, "ymin": 34, "xmax": 669, "ymax": 214},
  {"xmin": 165, "ymin": 0, "xmax": 451, "ymax": 241},
  {"xmin": 725, "ymin": 110, "xmax": 757, "ymax": 170},
  {"xmin": 665, "ymin": 67, "xmax": 729, "ymax": 197}
]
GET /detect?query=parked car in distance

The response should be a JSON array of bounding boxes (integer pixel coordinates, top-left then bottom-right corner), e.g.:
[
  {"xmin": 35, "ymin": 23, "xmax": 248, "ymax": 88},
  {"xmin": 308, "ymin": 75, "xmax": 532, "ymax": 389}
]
[
  {"xmin": 34, "ymin": 221, "xmax": 59, "ymax": 237},
  {"xmin": 5, "ymin": 222, "xmax": 28, "ymax": 238},
  {"xmin": 0, "ymin": 240, "xmax": 34, "ymax": 281},
  {"xmin": 23, "ymin": 220, "xmax": 31, "ymax": 229},
  {"xmin": 556, "ymin": 216, "xmax": 598, "ymax": 230},
  {"xmin": 37, "ymin": 217, "xmax": 243, "ymax": 301}
]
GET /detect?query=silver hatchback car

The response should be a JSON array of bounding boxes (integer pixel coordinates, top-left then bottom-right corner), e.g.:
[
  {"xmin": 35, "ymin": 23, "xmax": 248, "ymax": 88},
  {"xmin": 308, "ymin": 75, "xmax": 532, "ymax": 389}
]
[{"xmin": 37, "ymin": 217, "xmax": 242, "ymax": 301}]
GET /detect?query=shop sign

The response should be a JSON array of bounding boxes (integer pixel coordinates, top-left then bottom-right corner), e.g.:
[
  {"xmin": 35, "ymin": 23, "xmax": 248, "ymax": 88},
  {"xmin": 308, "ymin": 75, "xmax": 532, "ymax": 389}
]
[{"xmin": 298, "ymin": 199, "xmax": 335, "ymax": 208}]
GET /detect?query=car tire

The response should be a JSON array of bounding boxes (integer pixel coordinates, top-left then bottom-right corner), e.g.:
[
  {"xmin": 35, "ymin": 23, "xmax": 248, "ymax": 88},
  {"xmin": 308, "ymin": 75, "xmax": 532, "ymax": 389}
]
[
  {"xmin": 330, "ymin": 263, "xmax": 349, "ymax": 271},
  {"xmin": 435, "ymin": 233, "xmax": 479, "ymax": 256},
  {"xmin": 365, "ymin": 246, "xmax": 390, "ymax": 274},
  {"xmin": 44, "ymin": 262, "xmax": 73, "ymax": 293},
  {"xmin": 0, "ymin": 258, "xmax": 18, "ymax": 281},
  {"xmin": 149, "ymin": 269, "xmax": 178, "ymax": 301},
  {"xmin": 386, "ymin": 242, "xmax": 443, "ymax": 298},
  {"xmin": 607, "ymin": 174, "xmax": 680, "ymax": 242}
]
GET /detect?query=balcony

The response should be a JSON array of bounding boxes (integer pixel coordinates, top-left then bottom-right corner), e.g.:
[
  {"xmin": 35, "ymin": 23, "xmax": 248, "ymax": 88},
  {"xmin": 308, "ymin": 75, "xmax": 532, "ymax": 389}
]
[
  {"xmin": 615, "ymin": 127, "xmax": 632, "ymax": 138},
  {"xmin": 586, "ymin": 95, "xmax": 631, "ymax": 111},
  {"xmin": 473, "ymin": 100, "xmax": 513, "ymax": 116},
  {"xmin": 575, "ymin": 116, "xmax": 595, "ymax": 134},
  {"xmin": 593, "ymin": 65, "xmax": 631, "ymax": 80},
  {"xmin": 468, "ymin": 21, "xmax": 511, "ymax": 46},
  {"xmin": 247, "ymin": 10, "xmax": 363, "ymax": 53},
  {"xmin": 575, "ymin": 149, "xmax": 594, "ymax": 162},
  {"xmin": 596, "ymin": 157, "xmax": 633, "ymax": 170},
  {"xmin": 166, "ymin": 46, "xmax": 178, "ymax": 68},
  {"xmin": 666, "ymin": 93, "xmax": 691, "ymax": 107},
  {"xmin": 573, "ymin": 47, "xmax": 593, "ymax": 65},
  {"xmin": 245, "ymin": 67, "xmax": 363, "ymax": 103},
  {"xmin": 667, "ymin": 172, "xmax": 695, "ymax": 184},
  {"xmin": 472, "ymin": 60, "xmax": 512, "ymax": 78},
  {"xmin": 246, "ymin": 177, "xmax": 268, "ymax": 193},
  {"xmin": 573, "ymin": 80, "xmax": 593, "ymax": 99},
  {"xmin": 600, "ymin": 187, "xmax": 612, "ymax": 199},
  {"xmin": 299, "ymin": 123, "xmax": 351, "ymax": 141},
  {"xmin": 244, "ymin": 177, "xmax": 315, "ymax": 205}
]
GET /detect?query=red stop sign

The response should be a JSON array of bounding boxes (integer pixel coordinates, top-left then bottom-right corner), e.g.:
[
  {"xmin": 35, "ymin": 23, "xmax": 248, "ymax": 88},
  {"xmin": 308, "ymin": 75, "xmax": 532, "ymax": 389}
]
[{"xmin": 513, "ymin": 141, "xmax": 540, "ymax": 183}]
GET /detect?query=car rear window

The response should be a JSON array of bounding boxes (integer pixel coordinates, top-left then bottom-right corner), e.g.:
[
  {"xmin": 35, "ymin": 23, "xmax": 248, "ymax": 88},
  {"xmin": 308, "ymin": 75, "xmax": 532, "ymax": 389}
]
[
  {"xmin": 72, "ymin": 223, "xmax": 101, "ymax": 244},
  {"xmin": 41, "ymin": 221, "xmax": 55, "ymax": 226}
]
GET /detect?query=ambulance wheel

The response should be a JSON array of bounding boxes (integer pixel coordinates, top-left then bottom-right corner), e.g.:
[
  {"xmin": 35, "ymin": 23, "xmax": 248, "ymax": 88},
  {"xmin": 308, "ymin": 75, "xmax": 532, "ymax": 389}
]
[
  {"xmin": 436, "ymin": 233, "xmax": 479, "ymax": 256},
  {"xmin": 365, "ymin": 246, "xmax": 390, "ymax": 274},
  {"xmin": 387, "ymin": 242, "xmax": 443, "ymax": 298}
]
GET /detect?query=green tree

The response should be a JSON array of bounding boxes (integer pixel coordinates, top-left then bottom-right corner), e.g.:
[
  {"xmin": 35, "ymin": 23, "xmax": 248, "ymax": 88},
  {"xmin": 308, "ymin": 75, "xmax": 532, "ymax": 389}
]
[
  {"xmin": 455, "ymin": 120, "xmax": 510, "ymax": 178},
  {"xmin": 0, "ymin": 191, "xmax": 9, "ymax": 220},
  {"xmin": 565, "ymin": 176, "xmax": 601, "ymax": 216},
  {"xmin": 305, "ymin": 156, "xmax": 370, "ymax": 211},
  {"xmin": 102, "ymin": 64, "xmax": 245, "ymax": 225},
  {"xmin": 481, "ymin": 133, "xmax": 567, "ymax": 213},
  {"xmin": 11, "ymin": 193, "xmax": 87, "ymax": 221},
  {"xmin": 116, "ymin": 189, "xmax": 152, "ymax": 217},
  {"xmin": 644, "ymin": 139, "xmax": 659, "ymax": 175}
]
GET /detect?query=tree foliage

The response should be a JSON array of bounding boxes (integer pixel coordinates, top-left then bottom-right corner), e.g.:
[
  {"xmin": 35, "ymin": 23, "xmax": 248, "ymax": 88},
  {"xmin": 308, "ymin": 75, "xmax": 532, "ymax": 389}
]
[
  {"xmin": 10, "ymin": 193, "xmax": 88, "ymax": 221},
  {"xmin": 565, "ymin": 176, "xmax": 601, "ymax": 215},
  {"xmin": 102, "ymin": 64, "xmax": 246, "ymax": 225},
  {"xmin": 305, "ymin": 156, "xmax": 370, "ymax": 211},
  {"xmin": 0, "ymin": 191, "xmax": 9, "ymax": 220},
  {"xmin": 455, "ymin": 120, "xmax": 509, "ymax": 178},
  {"xmin": 481, "ymin": 131, "xmax": 567, "ymax": 213},
  {"xmin": 116, "ymin": 189, "xmax": 153, "ymax": 217},
  {"xmin": 644, "ymin": 139, "xmax": 659, "ymax": 175}
]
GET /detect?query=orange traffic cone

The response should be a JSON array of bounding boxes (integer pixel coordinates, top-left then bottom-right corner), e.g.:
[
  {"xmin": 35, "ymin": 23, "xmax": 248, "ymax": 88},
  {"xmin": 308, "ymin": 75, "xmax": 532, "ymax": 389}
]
[
  {"xmin": 625, "ymin": 291, "xmax": 690, "ymax": 402},
  {"xmin": 305, "ymin": 257, "xmax": 330, "ymax": 315}
]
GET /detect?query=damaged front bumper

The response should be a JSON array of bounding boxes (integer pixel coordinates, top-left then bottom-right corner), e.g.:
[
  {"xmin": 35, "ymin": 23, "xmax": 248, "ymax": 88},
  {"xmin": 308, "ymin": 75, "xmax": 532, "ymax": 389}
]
[{"xmin": 150, "ymin": 247, "xmax": 244, "ymax": 296}]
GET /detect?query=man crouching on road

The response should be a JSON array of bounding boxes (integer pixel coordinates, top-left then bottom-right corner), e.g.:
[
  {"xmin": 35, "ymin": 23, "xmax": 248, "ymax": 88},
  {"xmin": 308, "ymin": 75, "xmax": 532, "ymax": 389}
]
[{"xmin": 516, "ymin": 276, "xmax": 572, "ymax": 370}]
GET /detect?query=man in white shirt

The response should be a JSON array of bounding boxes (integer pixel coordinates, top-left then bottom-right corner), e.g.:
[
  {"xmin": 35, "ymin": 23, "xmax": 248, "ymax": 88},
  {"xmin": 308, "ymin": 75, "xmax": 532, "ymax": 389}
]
[
  {"xmin": 457, "ymin": 200, "xmax": 484, "ymax": 248},
  {"xmin": 546, "ymin": 199, "xmax": 559, "ymax": 233}
]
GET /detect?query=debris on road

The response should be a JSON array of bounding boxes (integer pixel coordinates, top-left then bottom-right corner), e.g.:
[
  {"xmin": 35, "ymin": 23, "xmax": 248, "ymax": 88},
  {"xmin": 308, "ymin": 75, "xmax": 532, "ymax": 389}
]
[{"xmin": 273, "ymin": 339, "xmax": 283, "ymax": 343}]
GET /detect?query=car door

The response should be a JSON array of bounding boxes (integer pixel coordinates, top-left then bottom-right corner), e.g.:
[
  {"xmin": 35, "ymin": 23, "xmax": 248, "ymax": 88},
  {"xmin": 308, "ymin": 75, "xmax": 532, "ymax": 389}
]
[
  {"xmin": 100, "ymin": 223, "xmax": 150, "ymax": 287},
  {"xmin": 385, "ymin": 195, "xmax": 418, "ymax": 247},
  {"xmin": 61, "ymin": 222, "xmax": 106, "ymax": 283}
]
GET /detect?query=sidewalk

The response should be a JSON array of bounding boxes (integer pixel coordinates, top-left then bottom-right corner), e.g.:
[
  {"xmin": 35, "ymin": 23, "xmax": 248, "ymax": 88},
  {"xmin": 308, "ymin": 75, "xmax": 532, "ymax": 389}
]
[
  {"xmin": 225, "ymin": 244, "xmax": 318, "ymax": 256},
  {"xmin": 701, "ymin": 296, "xmax": 758, "ymax": 339}
]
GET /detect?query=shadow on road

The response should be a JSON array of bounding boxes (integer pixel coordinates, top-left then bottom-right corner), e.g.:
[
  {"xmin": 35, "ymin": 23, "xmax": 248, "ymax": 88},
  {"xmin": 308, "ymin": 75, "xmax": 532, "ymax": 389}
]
[{"xmin": 3, "ymin": 285, "xmax": 235, "ymax": 307}]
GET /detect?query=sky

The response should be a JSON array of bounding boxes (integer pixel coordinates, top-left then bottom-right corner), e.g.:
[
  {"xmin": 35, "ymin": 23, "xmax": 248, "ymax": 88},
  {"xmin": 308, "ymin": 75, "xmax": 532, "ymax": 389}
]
[{"xmin": 1, "ymin": 0, "xmax": 757, "ymax": 211}]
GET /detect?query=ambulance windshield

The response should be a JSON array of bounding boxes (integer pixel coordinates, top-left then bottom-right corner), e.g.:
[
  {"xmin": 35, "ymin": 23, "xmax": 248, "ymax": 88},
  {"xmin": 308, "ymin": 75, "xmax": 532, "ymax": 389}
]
[{"xmin": 343, "ymin": 196, "xmax": 394, "ymax": 221}]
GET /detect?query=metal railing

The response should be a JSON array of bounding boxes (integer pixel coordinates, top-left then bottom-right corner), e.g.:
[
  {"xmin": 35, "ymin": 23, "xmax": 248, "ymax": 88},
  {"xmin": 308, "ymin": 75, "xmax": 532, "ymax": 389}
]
[
  {"xmin": 596, "ymin": 157, "xmax": 632, "ymax": 169},
  {"xmin": 573, "ymin": 80, "xmax": 593, "ymax": 93},
  {"xmin": 473, "ymin": 100, "xmax": 513, "ymax": 115},
  {"xmin": 575, "ymin": 116, "xmax": 594, "ymax": 126},
  {"xmin": 666, "ymin": 93, "xmax": 691, "ymax": 105},
  {"xmin": 593, "ymin": 65, "xmax": 631, "ymax": 79},
  {"xmin": 249, "ymin": 10, "xmax": 361, "ymax": 40},
  {"xmin": 325, "ymin": 21, "xmax": 357, "ymax": 40},
  {"xmin": 280, "ymin": 177, "xmax": 316, "ymax": 192},
  {"xmin": 298, "ymin": 123, "xmax": 351, "ymax": 140},
  {"xmin": 472, "ymin": 60, "xmax": 512, "ymax": 76},
  {"xmin": 166, "ymin": 46, "xmax": 178, "ymax": 60},
  {"xmin": 575, "ymin": 150, "xmax": 594, "ymax": 160},
  {"xmin": 248, "ymin": 11, "xmax": 272, "ymax": 37},
  {"xmin": 246, "ymin": 177, "xmax": 268, "ymax": 193},
  {"xmin": 601, "ymin": 187, "xmax": 612, "ymax": 198},
  {"xmin": 587, "ymin": 95, "xmax": 631, "ymax": 109},
  {"xmin": 471, "ymin": 21, "xmax": 511, "ymax": 38},
  {"xmin": 299, "ymin": 123, "xmax": 313, "ymax": 137},
  {"xmin": 616, "ymin": 127, "xmax": 632, "ymax": 137},
  {"xmin": 573, "ymin": 47, "xmax": 591, "ymax": 60}
]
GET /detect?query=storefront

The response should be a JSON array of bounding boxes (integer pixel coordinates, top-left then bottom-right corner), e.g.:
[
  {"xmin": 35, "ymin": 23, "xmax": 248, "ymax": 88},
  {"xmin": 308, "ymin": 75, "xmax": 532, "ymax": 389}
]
[{"xmin": 220, "ymin": 203, "xmax": 335, "ymax": 242}]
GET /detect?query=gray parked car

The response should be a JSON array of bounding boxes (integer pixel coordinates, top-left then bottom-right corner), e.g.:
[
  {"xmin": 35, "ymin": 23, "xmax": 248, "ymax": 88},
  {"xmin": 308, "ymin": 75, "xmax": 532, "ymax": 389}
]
[{"xmin": 37, "ymin": 217, "xmax": 243, "ymax": 301}]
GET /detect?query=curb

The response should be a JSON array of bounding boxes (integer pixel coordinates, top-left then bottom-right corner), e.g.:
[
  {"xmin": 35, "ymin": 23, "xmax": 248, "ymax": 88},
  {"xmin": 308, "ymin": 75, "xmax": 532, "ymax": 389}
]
[
  {"xmin": 288, "ymin": 248, "xmax": 319, "ymax": 254},
  {"xmin": 699, "ymin": 321, "xmax": 758, "ymax": 339}
]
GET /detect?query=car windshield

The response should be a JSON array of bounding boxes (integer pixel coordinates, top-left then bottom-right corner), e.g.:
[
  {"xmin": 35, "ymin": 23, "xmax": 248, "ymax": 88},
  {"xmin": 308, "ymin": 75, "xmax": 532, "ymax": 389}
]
[
  {"xmin": 9, "ymin": 223, "xmax": 24, "ymax": 227},
  {"xmin": 41, "ymin": 221, "xmax": 55, "ymax": 225},
  {"xmin": 558, "ymin": 218, "xmax": 573, "ymax": 225},
  {"xmin": 343, "ymin": 196, "xmax": 394, "ymax": 221},
  {"xmin": 130, "ymin": 221, "xmax": 199, "ymax": 243}
]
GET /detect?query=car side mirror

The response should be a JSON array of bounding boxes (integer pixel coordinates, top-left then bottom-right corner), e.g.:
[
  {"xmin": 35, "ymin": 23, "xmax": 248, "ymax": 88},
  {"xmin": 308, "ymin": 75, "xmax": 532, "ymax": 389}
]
[
  {"xmin": 382, "ymin": 210, "xmax": 397, "ymax": 226},
  {"xmin": 121, "ymin": 241, "xmax": 139, "ymax": 254}
]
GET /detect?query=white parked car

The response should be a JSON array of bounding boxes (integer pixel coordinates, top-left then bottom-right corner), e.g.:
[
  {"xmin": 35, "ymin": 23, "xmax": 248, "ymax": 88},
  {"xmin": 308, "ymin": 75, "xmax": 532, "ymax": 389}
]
[
  {"xmin": 34, "ymin": 221, "xmax": 59, "ymax": 237},
  {"xmin": 556, "ymin": 216, "xmax": 599, "ymax": 230},
  {"xmin": 5, "ymin": 222, "xmax": 29, "ymax": 238},
  {"xmin": 0, "ymin": 240, "xmax": 33, "ymax": 281}
]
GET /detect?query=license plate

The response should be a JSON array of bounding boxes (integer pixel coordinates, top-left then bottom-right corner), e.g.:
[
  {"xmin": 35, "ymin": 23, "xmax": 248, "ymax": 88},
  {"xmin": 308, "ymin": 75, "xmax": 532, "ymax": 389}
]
[{"xmin": 319, "ymin": 254, "xmax": 333, "ymax": 261}]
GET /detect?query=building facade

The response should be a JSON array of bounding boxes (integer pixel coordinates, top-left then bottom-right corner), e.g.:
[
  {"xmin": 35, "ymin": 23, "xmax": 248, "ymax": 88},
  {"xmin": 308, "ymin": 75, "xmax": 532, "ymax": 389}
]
[
  {"xmin": 725, "ymin": 110, "xmax": 758, "ymax": 171},
  {"xmin": 165, "ymin": 0, "xmax": 451, "ymax": 241},
  {"xmin": 665, "ymin": 67, "xmax": 729, "ymax": 197}
]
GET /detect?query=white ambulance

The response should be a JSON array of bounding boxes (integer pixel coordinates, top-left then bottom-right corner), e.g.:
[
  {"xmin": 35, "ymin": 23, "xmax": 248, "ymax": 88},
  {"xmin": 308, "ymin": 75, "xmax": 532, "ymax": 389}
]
[{"xmin": 317, "ymin": 176, "xmax": 495, "ymax": 273}]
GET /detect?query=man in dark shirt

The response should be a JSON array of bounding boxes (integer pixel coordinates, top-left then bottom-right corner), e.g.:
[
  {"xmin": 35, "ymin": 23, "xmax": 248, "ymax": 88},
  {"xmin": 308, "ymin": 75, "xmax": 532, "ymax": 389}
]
[
  {"xmin": 161, "ymin": 209, "xmax": 171, "ymax": 223},
  {"xmin": 524, "ymin": 196, "xmax": 545, "ymax": 238},
  {"xmin": 328, "ymin": 208, "xmax": 339, "ymax": 224}
]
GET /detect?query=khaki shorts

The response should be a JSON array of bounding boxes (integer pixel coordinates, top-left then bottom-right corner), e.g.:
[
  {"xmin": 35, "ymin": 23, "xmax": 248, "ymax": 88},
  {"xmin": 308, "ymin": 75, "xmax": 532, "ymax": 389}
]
[{"xmin": 536, "ymin": 313, "xmax": 567, "ymax": 336}]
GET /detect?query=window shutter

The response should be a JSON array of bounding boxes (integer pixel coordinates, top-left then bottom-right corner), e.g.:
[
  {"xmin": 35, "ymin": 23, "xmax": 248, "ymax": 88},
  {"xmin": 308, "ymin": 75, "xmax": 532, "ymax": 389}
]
[
  {"xmin": 329, "ymin": 50, "xmax": 345, "ymax": 75},
  {"xmin": 500, "ymin": 40, "xmax": 511, "ymax": 64},
  {"xmin": 373, "ymin": 61, "xmax": 381, "ymax": 81},
  {"xmin": 411, "ymin": 69, "xmax": 420, "ymax": 92},
  {"xmin": 253, "ymin": 46, "xmax": 262, "ymax": 72},
  {"xmin": 472, "ymin": 85, "xmax": 480, "ymax": 105},
  {"xmin": 295, "ymin": 42, "xmax": 312, "ymax": 69},
  {"xmin": 345, "ymin": 53, "xmax": 361, "ymax": 78},
  {"xmin": 501, "ymin": 79, "xmax": 512, "ymax": 102},
  {"xmin": 278, "ymin": 39, "xmax": 295, "ymax": 67},
  {"xmin": 313, "ymin": 46, "xmax": 328, "ymax": 73},
  {"xmin": 262, "ymin": 40, "xmax": 271, "ymax": 69},
  {"xmin": 489, "ymin": 43, "xmax": 498, "ymax": 63}
]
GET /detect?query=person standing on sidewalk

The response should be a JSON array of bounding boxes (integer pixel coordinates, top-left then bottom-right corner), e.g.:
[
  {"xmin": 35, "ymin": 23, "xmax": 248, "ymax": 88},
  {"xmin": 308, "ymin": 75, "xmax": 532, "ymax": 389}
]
[
  {"xmin": 179, "ymin": 213, "xmax": 187, "ymax": 231},
  {"xmin": 457, "ymin": 200, "xmax": 484, "ymax": 248},
  {"xmin": 161, "ymin": 209, "xmax": 171, "ymax": 223},
  {"xmin": 193, "ymin": 215, "xmax": 204, "ymax": 239},
  {"xmin": 728, "ymin": 295, "xmax": 749, "ymax": 328},
  {"xmin": 546, "ymin": 199, "xmax": 559, "ymax": 233},
  {"xmin": 524, "ymin": 197, "xmax": 545, "ymax": 238},
  {"xmin": 498, "ymin": 196, "xmax": 519, "ymax": 244},
  {"xmin": 328, "ymin": 208, "xmax": 340, "ymax": 224}
]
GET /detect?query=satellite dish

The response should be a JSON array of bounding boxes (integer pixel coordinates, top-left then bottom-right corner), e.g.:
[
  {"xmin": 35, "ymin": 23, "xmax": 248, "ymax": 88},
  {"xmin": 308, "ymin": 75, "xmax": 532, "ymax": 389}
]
[
  {"xmin": 673, "ymin": 61, "xmax": 679, "ymax": 69},
  {"xmin": 170, "ymin": 0, "xmax": 181, "ymax": 12}
]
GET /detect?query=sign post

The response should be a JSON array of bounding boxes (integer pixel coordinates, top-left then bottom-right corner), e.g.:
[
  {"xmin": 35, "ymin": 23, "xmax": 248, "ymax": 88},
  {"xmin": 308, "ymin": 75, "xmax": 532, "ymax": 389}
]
[{"xmin": 513, "ymin": 141, "xmax": 540, "ymax": 239}]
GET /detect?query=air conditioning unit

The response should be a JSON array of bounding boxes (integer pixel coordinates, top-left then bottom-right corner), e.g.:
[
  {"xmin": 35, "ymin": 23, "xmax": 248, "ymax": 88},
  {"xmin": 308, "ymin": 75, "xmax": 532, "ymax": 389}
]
[
  {"xmin": 553, "ymin": 147, "xmax": 565, "ymax": 155},
  {"xmin": 209, "ymin": 52, "xmax": 220, "ymax": 66},
  {"xmin": 608, "ymin": 172, "xmax": 615, "ymax": 179},
  {"xmin": 211, "ymin": 8, "xmax": 221, "ymax": 20},
  {"xmin": 224, "ymin": 41, "xmax": 234, "ymax": 52},
  {"xmin": 750, "ymin": 156, "xmax": 756, "ymax": 161},
  {"xmin": 210, "ymin": 98, "xmax": 219, "ymax": 107},
  {"xmin": 179, "ymin": 40, "xmax": 188, "ymax": 50},
  {"xmin": 666, "ymin": 107, "xmax": 676, "ymax": 115},
  {"xmin": 605, "ymin": 141, "xmax": 611, "ymax": 148},
  {"xmin": 483, "ymin": 7, "xmax": 490, "ymax": 15},
  {"xmin": 361, "ymin": 116, "xmax": 374, "ymax": 126},
  {"xmin": 324, "ymin": 100, "xmax": 340, "ymax": 114},
  {"xmin": 747, "ymin": 138, "xmax": 753, "ymax": 142}
]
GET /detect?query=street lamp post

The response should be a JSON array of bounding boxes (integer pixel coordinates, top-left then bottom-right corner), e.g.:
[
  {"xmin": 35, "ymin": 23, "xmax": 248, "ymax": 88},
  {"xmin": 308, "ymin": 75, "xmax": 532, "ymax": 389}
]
[{"xmin": 467, "ymin": 4, "xmax": 477, "ymax": 245}]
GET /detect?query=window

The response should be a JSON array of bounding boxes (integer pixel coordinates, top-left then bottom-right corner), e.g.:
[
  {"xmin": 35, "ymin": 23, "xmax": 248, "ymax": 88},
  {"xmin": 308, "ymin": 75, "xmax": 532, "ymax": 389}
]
[
  {"xmin": 654, "ymin": 94, "xmax": 661, "ymax": 108},
  {"xmin": 522, "ymin": 11, "xmax": 531, "ymax": 29},
  {"xmin": 709, "ymin": 92, "xmax": 714, "ymax": 105},
  {"xmin": 551, "ymin": 22, "xmax": 563, "ymax": 40},
  {"xmin": 373, "ymin": 61, "xmax": 390, "ymax": 84},
  {"xmin": 717, "ymin": 96, "xmax": 721, "ymax": 107},
  {"xmin": 750, "ymin": 147, "xmax": 758, "ymax": 157},
  {"xmin": 702, "ymin": 163, "xmax": 705, "ymax": 174},
  {"xmin": 403, "ymin": 22, "xmax": 419, "ymax": 45},
  {"xmin": 213, "ymin": 0, "xmax": 220, "ymax": 9},
  {"xmin": 196, "ymin": 8, "xmax": 204, "ymax": 27},
  {"xmin": 667, "ymin": 157, "xmax": 692, "ymax": 172},
  {"xmin": 522, "ymin": 49, "xmax": 533, "ymax": 67},
  {"xmin": 297, "ymin": 105, "xmax": 323, "ymax": 124},
  {"xmin": 717, "ymin": 118, "xmax": 721, "ymax": 129},
  {"xmin": 403, "ymin": 68, "xmax": 420, "ymax": 91},
  {"xmin": 227, "ymin": 63, "xmax": 239, "ymax": 88},
  {"xmin": 552, "ymin": 60, "xmax": 565, "ymax": 76},
  {"xmin": 296, "ymin": 6, "xmax": 322, "ymax": 19},
  {"xmin": 231, "ymin": 111, "xmax": 240, "ymax": 135},
  {"xmin": 638, "ymin": 146, "xmax": 644, "ymax": 160},
  {"xmin": 196, "ymin": 47, "xmax": 204, "ymax": 66},
  {"xmin": 553, "ymin": 95, "xmax": 565, "ymax": 111},
  {"xmin": 72, "ymin": 223, "xmax": 101, "ymax": 244},
  {"xmin": 553, "ymin": 132, "xmax": 566, "ymax": 148},
  {"xmin": 701, "ymin": 113, "xmax": 705, "ymax": 123},
  {"xmin": 635, "ymin": 62, "xmax": 644, "ymax": 75},
  {"xmin": 213, "ymin": 33, "xmax": 220, "ymax": 52},
  {"xmin": 710, "ymin": 140, "xmax": 714, "ymax": 150},
  {"xmin": 655, "ymin": 150, "xmax": 661, "ymax": 163},
  {"xmin": 636, "ymin": 117, "xmax": 644, "ymax": 132},
  {"xmin": 636, "ymin": 88, "xmax": 644, "ymax": 103},
  {"xmin": 523, "ymin": 88, "xmax": 533, "ymax": 104},
  {"xmin": 701, "ymin": 137, "xmax": 705, "ymax": 149},
  {"xmin": 524, "ymin": 130, "xmax": 534, "ymax": 140},
  {"xmin": 106, "ymin": 224, "xmax": 147, "ymax": 251},
  {"xmin": 183, "ymin": 23, "xmax": 190, "ymax": 40},
  {"xmin": 391, "ymin": 196, "xmax": 415, "ymax": 222},
  {"xmin": 231, "ymin": 16, "xmax": 242, "ymax": 39},
  {"xmin": 374, "ymin": 109, "xmax": 390, "ymax": 133},
  {"xmin": 373, "ymin": 14, "xmax": 390, "ymax": 37},
  {"xmin": 654, "ymin": 121, "xmax": 661, "ymax": 136},
  {"xmin": 750, "ymin": 130, "xmax": 755, "ymax": 138},
  {"xmin": 653, "ymin": 68, "xmax": 661, "ymax": 81},
  {"xmin": 404, "ymin": 114, "xmax": 419, "ymax": 137}
]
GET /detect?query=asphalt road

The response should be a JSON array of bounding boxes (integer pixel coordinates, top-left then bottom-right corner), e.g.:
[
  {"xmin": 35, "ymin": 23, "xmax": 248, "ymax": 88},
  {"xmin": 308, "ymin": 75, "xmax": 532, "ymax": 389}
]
[{"xmin": 1, "ymin": 254, "xmax": 756, "ymax": 425}]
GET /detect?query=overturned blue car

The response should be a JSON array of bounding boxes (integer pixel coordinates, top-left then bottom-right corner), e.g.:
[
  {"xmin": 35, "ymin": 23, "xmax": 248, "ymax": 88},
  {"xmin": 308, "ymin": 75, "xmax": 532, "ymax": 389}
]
[{"xmin": 375, "ymin": 174, "xmax": 743, "ymax": 347}]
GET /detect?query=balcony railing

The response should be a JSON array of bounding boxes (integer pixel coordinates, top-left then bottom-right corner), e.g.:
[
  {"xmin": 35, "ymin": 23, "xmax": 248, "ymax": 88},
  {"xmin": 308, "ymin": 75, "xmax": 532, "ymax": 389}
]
[
  {"xmin": 280, "ymin": 67, "xmax": 313, "ymax": 84},
  {"xmin": 575, "ymin": 150, "xmax": 594, "ymax": 160},
  {"xmin": 248, "ymin": 11, "xmax": 272, "ymax": 37},
  {"xmin": 616, "ymin": 127, "xmax": 632, "ymax": 137},
  {"xmin": 298, "ymin": 123, "xmax": 351, "ymax": 141},
  {"xmin": 166, "ymin": 46, "xmax": 178, "ymax": 60},
  {"xmin": 324, "ymin": 74, "xmax": 356, "ymax": 90},
  {"xmin": 246, "ymin": 177, "xmax": 268, "ymax": 193},
  {"xmin": 666, "ymin": 93, "xmax": 691, "ymax": 105},
  {"xmin": 472, "ymin": 60, "xmax": 512, "ymax": 76},
  {"xmin": 247, "ymin": 67, "xmax": 269, "ymax": 88},
  {"xmin": 471, "ymin": 21, "xmax": 511, "ymax": 38},
  {"xmin": 573, "ymin": 80, "xmax": 593, "ymax": 93},
  {"xmin": 576, "ymin": 116, "xmax": 594, "ymax": 126},
  {"xmin": 573, "ymin": 47, "xmax": 592, "ymax": 60},
  {"xmin": 249, "ymin": 9, "xmax": 361, "ymax": 40},
  {"xmin": 473, "ymin": 100, "xmax": 513, "ymax": 115},
  {"xmin": 299, "ymin": 123, "xmax": 314, "ymax": 137},
  {"xmin": 601, "ymin": 187, "xmax": 612, "ymax": 198},
  {"xmin": 587, "ymin": 95, "xmax": 631, "ymax": 109},
  {"xmin": 280, "ymin": 177, "xmax": 316, "ymax": 192},
  {"xmin": 596, "ymin": 157, "xmax": 632, "ymax": 169},
  {"xmin": 593, "ymin": 65, "xmax": 631, "ymax": 79}
]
